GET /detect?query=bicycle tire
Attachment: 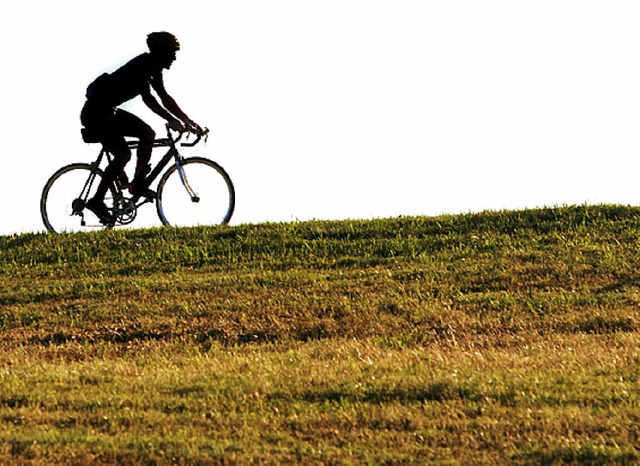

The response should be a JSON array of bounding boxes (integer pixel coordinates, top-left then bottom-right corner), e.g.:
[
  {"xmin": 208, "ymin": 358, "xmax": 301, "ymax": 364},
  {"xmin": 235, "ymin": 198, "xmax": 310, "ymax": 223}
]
[
  {"xmin": 156, "ymin": 157, "xmax": 235, "ymax": 227},
  {"xmin": 41, "ymin": 163, "xmax": 117, "ymax": 233}
]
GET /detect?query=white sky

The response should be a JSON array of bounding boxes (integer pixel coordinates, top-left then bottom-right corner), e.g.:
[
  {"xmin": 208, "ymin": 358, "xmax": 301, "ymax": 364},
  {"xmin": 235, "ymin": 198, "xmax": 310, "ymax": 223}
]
[{"xmin": 2, "ymin": 1, "xmax": 640, "ymax": 236}]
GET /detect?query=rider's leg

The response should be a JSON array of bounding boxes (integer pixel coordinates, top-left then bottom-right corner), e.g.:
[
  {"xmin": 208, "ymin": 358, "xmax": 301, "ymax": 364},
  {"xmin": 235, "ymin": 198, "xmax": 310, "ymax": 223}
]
[
  {"xmin": 81, "ymin": 103, "xmax": 128, "ymax": 223},
  {"xmin": 86, "ymin": 137, "xmax": 130, "ymax": 223},
  {"xmin": 111, "ymin": 109, "xmax": 156, "ymax": 184},
  {"xmin": 94, "ymin": 140, "xmax": 131, "ymax": 201},
  {"xmin": 118, "ymin": 169, "xmax": 130, "ymax": 189}
]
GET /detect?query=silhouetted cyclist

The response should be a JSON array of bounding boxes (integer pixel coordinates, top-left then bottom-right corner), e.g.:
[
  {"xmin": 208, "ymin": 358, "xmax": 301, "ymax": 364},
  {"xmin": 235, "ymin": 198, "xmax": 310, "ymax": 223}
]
[{"xmin": 80, "ymin": 31, "xmax": 201, "ymax": 223}]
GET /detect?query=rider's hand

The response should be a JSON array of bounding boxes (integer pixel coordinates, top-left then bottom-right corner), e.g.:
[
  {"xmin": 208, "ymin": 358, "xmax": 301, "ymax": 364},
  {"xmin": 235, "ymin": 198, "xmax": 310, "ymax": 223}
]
[
  {"xmin": 167, "ymin": 118, "xmax": 185, "ymax": 132},
  {"xmin": 185, "ymin": 120, "xmax": 203, "ymax": 135}
]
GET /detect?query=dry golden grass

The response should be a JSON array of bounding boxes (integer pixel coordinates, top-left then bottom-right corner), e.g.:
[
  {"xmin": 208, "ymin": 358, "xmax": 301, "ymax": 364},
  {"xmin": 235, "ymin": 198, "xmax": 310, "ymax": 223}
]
[{"xmin": 1, "ymin": 205, "xmax": 639, "ymax": 464}]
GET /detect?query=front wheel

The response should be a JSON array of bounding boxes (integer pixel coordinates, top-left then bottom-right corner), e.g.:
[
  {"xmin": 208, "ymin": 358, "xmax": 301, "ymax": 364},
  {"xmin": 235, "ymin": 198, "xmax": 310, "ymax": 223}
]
[
  {"xmin": 156, "ymin": 157, "xmax": 235, "ymax": 227},
  {"xmin": 41, "ymin": 163, "xmax": 117, "ymax": 233}
]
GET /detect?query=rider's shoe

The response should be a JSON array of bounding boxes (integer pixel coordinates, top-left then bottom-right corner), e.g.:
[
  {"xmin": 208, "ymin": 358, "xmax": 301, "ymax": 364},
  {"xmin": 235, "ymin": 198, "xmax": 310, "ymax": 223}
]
[
  {"xmin": 131, "ymin": 182, "xmax": 156, "ymax": 200},
  {"xmin": 86, "ymin": 197, "xmax": 115, "ymax": 225},
  {"xmin": 131, "ymin": 165, "xmax": 155, "ymax": 199}
]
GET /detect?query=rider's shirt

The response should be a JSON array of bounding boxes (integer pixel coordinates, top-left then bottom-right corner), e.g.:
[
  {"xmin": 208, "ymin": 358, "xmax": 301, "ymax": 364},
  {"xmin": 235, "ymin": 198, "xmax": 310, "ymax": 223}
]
[{"xmin": 85, "ymin": 53, "xmax": 165, "ymax": 109}]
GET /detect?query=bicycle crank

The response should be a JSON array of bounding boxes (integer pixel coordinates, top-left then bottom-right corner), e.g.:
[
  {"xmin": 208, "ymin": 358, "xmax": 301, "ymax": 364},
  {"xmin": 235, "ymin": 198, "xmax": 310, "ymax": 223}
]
[{"xmin": 113, "ymin": 197, "xmax": 137, "ymax": 225}]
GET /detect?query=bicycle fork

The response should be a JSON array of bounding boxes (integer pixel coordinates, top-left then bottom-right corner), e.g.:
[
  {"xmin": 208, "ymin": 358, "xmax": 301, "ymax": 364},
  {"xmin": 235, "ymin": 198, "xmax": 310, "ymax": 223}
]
[{"xmin": 176, "ymin": 163, "xmax": 200, "ymax": 203}]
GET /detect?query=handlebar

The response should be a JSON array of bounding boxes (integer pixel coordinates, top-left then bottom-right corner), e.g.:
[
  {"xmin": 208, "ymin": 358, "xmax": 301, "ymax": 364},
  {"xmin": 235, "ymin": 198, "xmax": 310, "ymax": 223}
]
[
  {"xmin": 126, "ymin": 125, "xmax": 209, "ymax": 150},
  {"xmin": 165, "ymin": 124, "xmax": 209, "ymax": 147},
  {"xmin": 182, "ymin": 125, "xmax": 209, "ymax": 147}
]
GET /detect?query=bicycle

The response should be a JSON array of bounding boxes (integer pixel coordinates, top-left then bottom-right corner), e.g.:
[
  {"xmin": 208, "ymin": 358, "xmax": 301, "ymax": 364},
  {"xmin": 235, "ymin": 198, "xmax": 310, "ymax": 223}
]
[{"xmin": 41, "ymin": 125, "xmax": 235, "ymax": 233}]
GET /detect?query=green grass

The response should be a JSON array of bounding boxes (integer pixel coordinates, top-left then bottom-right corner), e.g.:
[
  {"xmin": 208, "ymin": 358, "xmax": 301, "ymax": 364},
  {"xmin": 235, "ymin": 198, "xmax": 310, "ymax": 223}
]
[{"xmin": 1, "ymin": 204, "xmax": 639, "ymax": 464}]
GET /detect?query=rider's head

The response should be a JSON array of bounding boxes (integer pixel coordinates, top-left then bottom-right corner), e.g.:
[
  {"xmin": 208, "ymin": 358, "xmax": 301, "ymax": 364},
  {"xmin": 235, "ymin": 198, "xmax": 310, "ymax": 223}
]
[{"xmin": 147, "ymin": 32, "xmax": 180, "ymax": 69}]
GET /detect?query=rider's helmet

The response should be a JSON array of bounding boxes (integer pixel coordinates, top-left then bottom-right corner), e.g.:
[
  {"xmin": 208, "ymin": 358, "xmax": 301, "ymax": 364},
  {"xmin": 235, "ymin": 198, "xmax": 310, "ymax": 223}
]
[{"xmin": 147, "ymin": 32, "xmax": 180, "ymax": 53}]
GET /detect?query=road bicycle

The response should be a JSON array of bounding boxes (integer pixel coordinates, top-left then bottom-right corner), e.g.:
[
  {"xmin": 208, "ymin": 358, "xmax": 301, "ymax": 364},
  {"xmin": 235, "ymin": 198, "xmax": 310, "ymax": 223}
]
[{"xmin": 41, "ymin": 126, "xmax": 235, "ymax": 233}]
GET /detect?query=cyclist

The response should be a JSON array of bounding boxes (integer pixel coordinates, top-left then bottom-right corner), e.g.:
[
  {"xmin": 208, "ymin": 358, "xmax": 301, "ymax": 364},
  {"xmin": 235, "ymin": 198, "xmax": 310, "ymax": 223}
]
[{"xmin": 80, "ymin": 31, "xmax": 201, "ymax": 223}]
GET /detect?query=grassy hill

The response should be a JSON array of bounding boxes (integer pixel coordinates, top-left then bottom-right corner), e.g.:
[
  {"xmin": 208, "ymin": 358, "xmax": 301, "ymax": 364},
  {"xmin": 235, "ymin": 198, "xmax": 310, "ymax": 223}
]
[{"xmin": 1, "ymin": 205, "xmax": 638, "ymax": 464}]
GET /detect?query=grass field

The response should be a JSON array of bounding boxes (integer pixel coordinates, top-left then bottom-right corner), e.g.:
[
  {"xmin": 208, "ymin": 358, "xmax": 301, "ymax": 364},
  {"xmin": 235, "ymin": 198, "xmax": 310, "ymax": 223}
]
[{"xmin": 1, "ymin": 205, "xmax": 639, "ymax": 464}]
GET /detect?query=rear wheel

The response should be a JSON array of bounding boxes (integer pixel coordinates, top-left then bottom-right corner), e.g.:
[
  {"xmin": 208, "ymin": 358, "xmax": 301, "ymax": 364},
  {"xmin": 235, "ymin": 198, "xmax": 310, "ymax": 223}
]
[
  {"xmin": 156, "ymin": 157, "xmax": 235, "ymax": 227},
  {"xmin": 41, "ymin": 163, "xmax": 117, "ymax": 233}
]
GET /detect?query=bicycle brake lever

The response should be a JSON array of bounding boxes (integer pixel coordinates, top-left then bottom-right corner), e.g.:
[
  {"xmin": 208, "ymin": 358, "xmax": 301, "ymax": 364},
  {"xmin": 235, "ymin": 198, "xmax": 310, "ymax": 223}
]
[{"xmin": 180, "ymin": 127, "xmax": 209, "ymax": 147}]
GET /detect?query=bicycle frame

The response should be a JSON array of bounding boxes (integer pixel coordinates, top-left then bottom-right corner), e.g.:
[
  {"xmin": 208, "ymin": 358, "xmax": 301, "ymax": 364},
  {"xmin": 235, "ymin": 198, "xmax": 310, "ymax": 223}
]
[{"xmin": 80, "ymin": 127, "xmax": 204, "ymax": 222}]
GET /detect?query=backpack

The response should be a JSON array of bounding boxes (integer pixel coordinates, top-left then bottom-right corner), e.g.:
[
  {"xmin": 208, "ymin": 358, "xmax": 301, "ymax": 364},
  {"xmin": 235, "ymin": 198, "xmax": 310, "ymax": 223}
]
[{"xmin": 85, "ymin": 73, "xmax": 111, "ymax": 99}]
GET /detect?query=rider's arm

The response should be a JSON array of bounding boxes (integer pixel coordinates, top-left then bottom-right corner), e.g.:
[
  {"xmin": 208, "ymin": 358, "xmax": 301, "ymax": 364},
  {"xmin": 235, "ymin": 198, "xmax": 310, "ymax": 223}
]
[
  {"xmin": 141, "ymin": 88, "xmax": 183, "ymax": 130},
  {"xmin": 150, "ymin": 73, "xmax": 201, "ymax": 130}
]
